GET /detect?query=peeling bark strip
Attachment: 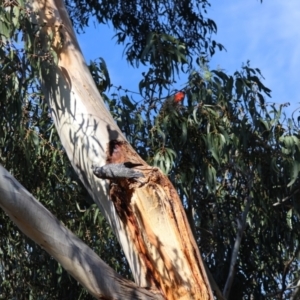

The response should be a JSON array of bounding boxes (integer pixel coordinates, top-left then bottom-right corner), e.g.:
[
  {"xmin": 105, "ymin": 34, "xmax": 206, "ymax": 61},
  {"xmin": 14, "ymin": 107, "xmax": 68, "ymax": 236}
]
[{"xmin": 99, "ymin": 140, "xmax": 214, "ymax": 300}]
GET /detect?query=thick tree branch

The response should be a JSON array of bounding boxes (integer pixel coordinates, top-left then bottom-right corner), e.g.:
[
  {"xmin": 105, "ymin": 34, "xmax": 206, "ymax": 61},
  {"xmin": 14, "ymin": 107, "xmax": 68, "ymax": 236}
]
[{"xmin": 0, "ymin": 165, "xmax": 163, "ymax": 300}]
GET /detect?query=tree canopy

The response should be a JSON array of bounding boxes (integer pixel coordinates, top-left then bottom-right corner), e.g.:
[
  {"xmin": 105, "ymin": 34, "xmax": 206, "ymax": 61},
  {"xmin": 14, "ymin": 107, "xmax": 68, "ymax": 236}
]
[{"xmin": 0, "ymin": 0, "xmax": 299, "ymax": 299}]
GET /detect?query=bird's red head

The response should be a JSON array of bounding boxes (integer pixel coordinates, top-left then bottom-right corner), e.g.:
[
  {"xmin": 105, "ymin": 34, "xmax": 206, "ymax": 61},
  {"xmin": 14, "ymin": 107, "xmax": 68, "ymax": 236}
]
[{"xmin": 174, "ymin": 91, "xmax": 185, "ymax": 103}]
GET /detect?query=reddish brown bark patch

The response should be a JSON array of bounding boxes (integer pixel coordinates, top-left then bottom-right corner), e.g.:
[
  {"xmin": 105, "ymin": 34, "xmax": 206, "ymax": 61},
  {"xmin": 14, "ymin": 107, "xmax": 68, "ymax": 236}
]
[
  {"xmin": 104, "ymin": 140, "xmax": 165, "ymax": 290},
  {"xmin": 106, "ymin": 140, "xmax": 146, "ymax": 165},
  {"xmin": 104, "ymin": 140, "xmax": 213, "ymax": 299},
  {"xmin": 104, "ymin": 140, "xmax": 147, "ymax": 218}
]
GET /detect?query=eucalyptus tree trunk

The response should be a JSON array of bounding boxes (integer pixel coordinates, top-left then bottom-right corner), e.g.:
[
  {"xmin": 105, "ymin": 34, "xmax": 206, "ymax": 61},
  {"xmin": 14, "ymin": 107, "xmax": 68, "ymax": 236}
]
[{"xmin": 0, "ymin": 0, "xmax": 214, "ymax": 298}]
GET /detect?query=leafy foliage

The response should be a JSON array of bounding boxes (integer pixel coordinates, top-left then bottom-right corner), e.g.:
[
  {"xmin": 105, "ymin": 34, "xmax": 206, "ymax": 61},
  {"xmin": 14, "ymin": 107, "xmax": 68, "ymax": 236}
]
[
  {"xmin": 66, "ymin": 0, "xmax": 222, "ymax": 59},
  {"xmin": 66, "ymin": 0, "xmax": 224, "ymax": 99}
]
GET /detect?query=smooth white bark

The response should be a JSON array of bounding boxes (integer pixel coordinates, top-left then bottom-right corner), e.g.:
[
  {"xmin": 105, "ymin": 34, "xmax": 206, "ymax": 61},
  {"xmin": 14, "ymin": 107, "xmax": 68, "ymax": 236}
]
[
  {"xmin": 0, "ymin": 165, "xmax": 163, "ymax": 300},
  {"xmin": 27, "ymin": 0, "xmax": 147, "ymax": 286}
]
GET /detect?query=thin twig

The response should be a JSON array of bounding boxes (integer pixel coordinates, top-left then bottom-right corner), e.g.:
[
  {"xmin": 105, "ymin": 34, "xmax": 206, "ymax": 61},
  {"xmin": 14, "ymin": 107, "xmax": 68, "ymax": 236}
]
[
  {"xmin": 291, "ymin": 279, "xmax": 300, "ymax": 300},
  {"xmin": 264, "ymin": 282, "xmax": 300, "ymax": 298},
  {"xmin": 223, "ymin": 195, "xmax": 252, "ymax": 299},
  {"xmin": 273, "ymin": 189, "xmax": 299, "ymax": 206}
]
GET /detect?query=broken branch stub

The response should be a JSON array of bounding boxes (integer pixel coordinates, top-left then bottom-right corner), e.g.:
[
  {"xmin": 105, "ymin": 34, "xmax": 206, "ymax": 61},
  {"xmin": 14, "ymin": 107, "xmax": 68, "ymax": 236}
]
[{"xmin": 95, "ymin": 140, "xmax": 214, "ymax": 300}]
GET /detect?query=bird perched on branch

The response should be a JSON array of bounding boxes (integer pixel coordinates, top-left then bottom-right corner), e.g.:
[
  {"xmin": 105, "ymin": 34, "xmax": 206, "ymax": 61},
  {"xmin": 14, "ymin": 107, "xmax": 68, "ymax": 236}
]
[
  {"xmin": 161, "ymin": 91, "xmax": 185, "ymax": 113},
  {"xmin": 92, "ymin": 162, "xmax": 144, "ymax": 180},
  {"xmin": 166, "ymin": 90, "xmax": 185, "ymax": 105},
  {"xmin": 160, "ymin": 91, "xmax": 185, "ymax": 114},
  {"xmin": 173, "ymin": 91, "xmax": 185, "ymax": 103}
]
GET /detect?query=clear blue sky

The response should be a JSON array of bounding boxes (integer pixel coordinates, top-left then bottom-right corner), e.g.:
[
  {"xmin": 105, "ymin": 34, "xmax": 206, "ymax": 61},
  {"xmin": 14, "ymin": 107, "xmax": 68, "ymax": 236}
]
[{"xmin": 77, "ymin": 0, "xmax": 300, "ymax": 117}]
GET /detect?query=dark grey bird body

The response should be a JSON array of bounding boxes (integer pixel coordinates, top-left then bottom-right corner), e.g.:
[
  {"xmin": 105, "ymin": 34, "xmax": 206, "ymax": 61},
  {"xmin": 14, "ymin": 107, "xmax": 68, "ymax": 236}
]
[{"xmin": 92, "ymin": 162, "xmax": 144, "ymax": 180}]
